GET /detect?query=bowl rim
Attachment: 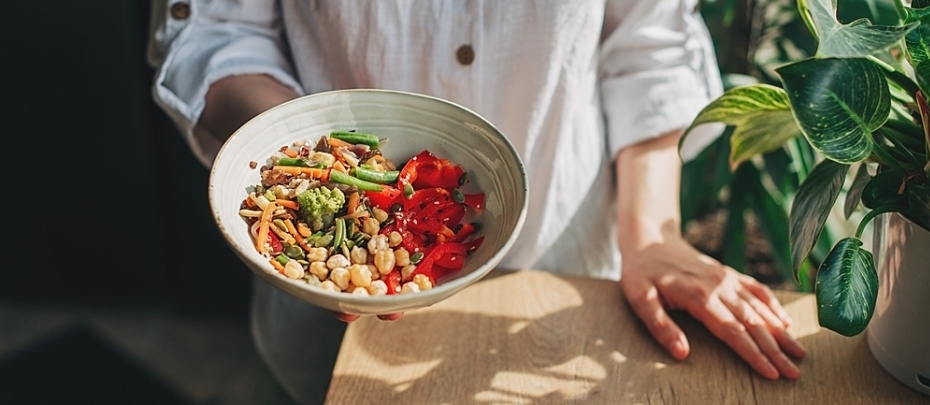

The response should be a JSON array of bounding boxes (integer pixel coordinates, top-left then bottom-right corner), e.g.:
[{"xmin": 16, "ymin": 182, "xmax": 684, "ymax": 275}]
[{"xmin": 207, "ymin": 88, "xmax": 529, "ymax": 312}]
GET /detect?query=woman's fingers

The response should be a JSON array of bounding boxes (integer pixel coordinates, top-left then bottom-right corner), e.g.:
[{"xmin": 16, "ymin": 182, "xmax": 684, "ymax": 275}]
[
  {"xmin": 334, "ymin": 312, "xmax": 361, "ymax": 323},
  {"xmin": 377, "ymin": 312, "xmax": 405, "ymax": 321},
  {"xmin": 625, "ymin": 283, "xmax": 690, "ymax": 360},
  {"xmin": 739, "ymin": 274, "xmax": 794, "ymax": 327},
  {"xmin": 720, "ymin": 294, "xmax": 801, "ymax": 379}
]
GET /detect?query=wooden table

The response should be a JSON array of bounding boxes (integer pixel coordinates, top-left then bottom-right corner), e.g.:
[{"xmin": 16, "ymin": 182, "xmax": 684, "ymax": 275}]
[{"xmin": 325, "ymin": 270, "xmax": 930, "ymax": 404}]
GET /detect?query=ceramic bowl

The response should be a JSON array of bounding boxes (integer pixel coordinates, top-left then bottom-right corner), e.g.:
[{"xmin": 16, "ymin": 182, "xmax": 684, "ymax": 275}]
[{"xmin": 209, "ymin": 89, "xmax": 528, "ymax": 314}]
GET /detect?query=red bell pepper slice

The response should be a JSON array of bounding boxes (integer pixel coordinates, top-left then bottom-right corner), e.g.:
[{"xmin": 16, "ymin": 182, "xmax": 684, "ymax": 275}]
[
  {"xmin": 398, "ymin": 150, "xmax": 464, "ymax": 189},
  {"xmin": 463, "ymin": 193, "xmax": 485, "ymax": 213},
  {"xmin": 383, "ymin": 269, "xmax": 402, "ymax": 294},
  {"xmin": 413, "ymin": 240, "xmax": 482, "ymax": 283},
  {"xmin": 365, "ymin": 186, "xmax": 403, "ymax": 211},
  {"xmin": 405, "ymin": 187, "xmax": 452, "ymax": 212},
  {"xmin": 451, "ymin": 222, "xmax": 476, "ymax": 243},
  {"xmin": 267, "ymin": 231, "xmax": 284, "ymax": 255}
]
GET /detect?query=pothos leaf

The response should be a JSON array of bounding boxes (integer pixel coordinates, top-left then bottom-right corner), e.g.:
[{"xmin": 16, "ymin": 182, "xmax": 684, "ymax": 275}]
[
  {"xmin": 790, "ymin": 159, "xmax": 849, "ymax": 279},
  {"xmin": 799, "ymin": 0, "xmax": 916, "ymax": 58},
  {"xmin": 682, "ymin": 84, "xmax": 801, "ymax": 169},
  {"xmin": 777, "ymin": 58, "xmax": 886, "ymax": 164},
  {"xmin": 816, "ymin": 237, "xmax": 878, "ymax": 337}
]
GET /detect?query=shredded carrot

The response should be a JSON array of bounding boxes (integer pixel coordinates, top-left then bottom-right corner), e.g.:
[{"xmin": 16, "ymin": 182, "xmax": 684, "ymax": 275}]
[
  {"xmin": 270, "ymin": 222, "xmax": 296, "ymax": 245},
  {"xmin": 244, "ymin": 197, "xmax": 256, "ymax": 208},
  {"xmin": 296, "ymin": 222, "xmax": 313, "ymax": 237},
  {"xmin": 270, "ymin": 259, "xmax": 286, "ymax": 274},
  {"xmin": 255, "ymin": 201, "xmax": 278, "ymax": 253},
  {"xmin": 283, "ymin": 219, "xmax": 301, "ymax": 240},
  {"xmin": 276, "ymin": 199, "xmax": 299, "ymax": 210},
  {"xmin": 283, "ymin": 148, "xmax": 298, "ymax": 158},
  {"xmin": 332, "ymin": 161, "xmax": 348, "ymax": 173},
  {"xmin": 298, "ymin": 239, "xmax": 314, "ymax": 253},
  {"xmin": 273, "ymin": 165, "xmax": 326, "ymax": 178},
  {"xmin": 328, "ymin": 137, "xmax": 353, "ymax": 148},
  {"xmin": 347, "ymin": 192, "xmax": 360, "ymax": 215}
]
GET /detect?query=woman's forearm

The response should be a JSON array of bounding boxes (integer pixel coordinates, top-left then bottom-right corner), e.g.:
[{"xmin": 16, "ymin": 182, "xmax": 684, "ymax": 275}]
[{"xmin": 197, "ymin": 74, "xmax": 300, "ymax": 142}]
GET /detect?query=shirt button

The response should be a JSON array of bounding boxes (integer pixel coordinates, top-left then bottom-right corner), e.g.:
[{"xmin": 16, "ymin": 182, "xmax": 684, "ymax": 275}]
[
  {"xmin": 456, "ymin": 45, "xmax": 475, "ymax": 65},
  {"xmin": 170, "ymin": 2, "xmax": 191, "ymax": 20}
]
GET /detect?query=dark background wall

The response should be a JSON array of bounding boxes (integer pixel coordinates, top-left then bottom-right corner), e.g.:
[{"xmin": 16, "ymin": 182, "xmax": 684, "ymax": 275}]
[{"xmin": 2, "ymin": 1, "xmax": 252, "ymax": 316}]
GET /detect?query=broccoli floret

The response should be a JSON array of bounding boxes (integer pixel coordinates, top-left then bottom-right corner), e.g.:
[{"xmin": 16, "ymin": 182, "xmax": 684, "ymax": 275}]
[{"xmin": 297, "ymin": 187, "xmax": 346, "ymax": 231}]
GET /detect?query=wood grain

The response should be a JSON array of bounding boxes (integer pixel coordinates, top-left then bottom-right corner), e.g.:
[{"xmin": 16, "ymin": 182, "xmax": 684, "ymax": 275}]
[{"xmin": 325, "ymin": 270, "xmax": 930, "ymax": 405}]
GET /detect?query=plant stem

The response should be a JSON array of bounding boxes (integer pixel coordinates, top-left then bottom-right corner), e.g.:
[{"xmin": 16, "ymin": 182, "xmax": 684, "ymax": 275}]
[
  {"xmin": 870, "ymin": 136, "xmax": 910, "ymax": 173},
  {"xmin": 857, "ymin": 205, "xmax": 904, "ymax": 238},
  {"xmin": 892, "ymin": 0, "xmax": 908, "ymax": 23},
  {"xmin": 878, "ymin": 127, "xmax": 925, "ymax": 165}
]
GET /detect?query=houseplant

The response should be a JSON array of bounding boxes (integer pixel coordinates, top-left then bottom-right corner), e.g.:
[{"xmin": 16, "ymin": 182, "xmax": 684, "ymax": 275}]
[{"xmin": 683, "ymin": 0, "xmax": 930, "ymax": 391}]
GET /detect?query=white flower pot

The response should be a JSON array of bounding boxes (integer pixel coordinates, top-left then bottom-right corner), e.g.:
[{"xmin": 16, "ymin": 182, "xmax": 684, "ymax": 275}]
[{"xmin": 868, "ymin": 212, "xmax": 930, "ymax": 395}]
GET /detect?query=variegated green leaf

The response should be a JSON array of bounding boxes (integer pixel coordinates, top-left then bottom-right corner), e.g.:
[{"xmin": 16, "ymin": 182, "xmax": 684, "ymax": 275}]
[
  {"xmin": 915, "ymin": 61, "xmax": 930, "ymax": 97},
  {"xmin": 844, "ymin": 164, "xmax": 870, "ymax": 219},
  {"xmin": 799, "ymin": 0, "xmax": 916, "ymax": 58},
  {"xmin": 905, "ymin": 25, "xmax": 930, "ymax": 65},
  {"xmin": 682, "ymin": 84, "xmax": 801, "ymax": 169},
  {"xmin": 816, "ymin": 237, "xmax": 877, "ymax": 337},
  {"xmin": 777, "ymin": 58, "xmax": 885, "ymax": 164},
  {"xmin": 790, "ymin": 159, "xmax": 849, "ymax": 278}
]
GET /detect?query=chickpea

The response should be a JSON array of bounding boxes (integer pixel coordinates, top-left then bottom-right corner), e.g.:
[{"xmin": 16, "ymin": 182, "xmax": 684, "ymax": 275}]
[
  {"xmin": 330, "ymin": 267, "xmax": 350, "ymax": 290},
  {"xmin": 374, "ymin": 250, "xmax": 396, "ymax": 275},
  {"xmin": 412, "ymin": 274, "xmax": 433, "ymax": 291},
  {"xmin": 283, "ymin": 260, "xmax": 304, "ymax": 279},
  {"xmin": 306, "ymin": 247, "xmax": 329, "ymax": 262},
  {"xmin": 401, "ymin": 265, "xmax": 417, "ymax": 282},
  {"xmin": 394, "ymin": 248, "xmax": 411, "ymax": 267},
  {"xmin": 372, "ymin": 207, "xmax": 389, "ymax": 223},
  {"xmin": 388, "ymin": 231, "xmax": 403, "ymax": 247},
  {"xmin": 349, "ymin": 246, "xmax": 368, "ymax": 265},
  {"xmin": 367, "ymin": 280, "xmax": 388, "ymax": 296},
  {"xmin": 309, "ymin": 261, "xmax": 329, "ymax": 280},
  {"xmin": 367, "ymin": 234, "xmax": 389, "ymax": 255},
  {"xmin": 327, "ymin": 254, "xmax": 351, "ymax": 270},
  {"xmin": 361, "ymin": 217, "xmax": 380, "ymax": 236},
  {"xmin": 319, "ymin": 280, "xmax": 340, "ymax": 292},
  {"xmin": 400, "ymin": 282, "xmax": 420, "ymax": 294},
  {"xmin": 348, "ymin": 264, "xmax": 373, "ymax": 288}
]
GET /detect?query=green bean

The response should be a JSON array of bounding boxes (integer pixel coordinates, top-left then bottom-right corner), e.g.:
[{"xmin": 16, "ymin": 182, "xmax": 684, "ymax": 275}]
[
  {"xmin": 314, "ymin": 233, "xmax": 334, "ymax": 248},
  {"xmin": 275, "ymin": 254, "xmax": 290, "ymax": 265},
  {"xmin": 276, "ymin": 157, "xmax": 310, "ymax": 167},
  {"xmin": 333, "ymin": 218, "xmax": 346, "ymax": 249},
  {"xmin": 352, "ymin": 166, "xmax": 400, "ymax": 184},
  {"xmin": 330, "ymin": 131, "xmax": 381, "ymax": 148},
  {"xmin": 329, "ymin": 170, "xmax": 383, "ymax": 191}
]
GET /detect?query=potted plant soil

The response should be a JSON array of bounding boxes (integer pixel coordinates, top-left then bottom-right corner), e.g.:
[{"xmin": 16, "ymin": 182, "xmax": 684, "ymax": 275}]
[{"xmin": 683, "ymin": 0, "xmax": 930, "ymax": 394}]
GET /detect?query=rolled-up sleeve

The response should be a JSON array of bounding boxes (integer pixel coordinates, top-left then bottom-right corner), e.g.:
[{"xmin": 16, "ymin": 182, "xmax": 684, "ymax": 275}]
[
  {"xmin": 599, "ymin": 0, "xmax": 723, "ymax": 161},
  {"xmin": 147, "ymin": 0, "xmax": 304, "ymax": 167}
]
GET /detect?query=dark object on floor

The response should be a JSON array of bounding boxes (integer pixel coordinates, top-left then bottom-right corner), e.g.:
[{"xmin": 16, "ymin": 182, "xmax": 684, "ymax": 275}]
[{"xmin": 0, "ymin": 323, "xmax": 193, "ymax": 405}]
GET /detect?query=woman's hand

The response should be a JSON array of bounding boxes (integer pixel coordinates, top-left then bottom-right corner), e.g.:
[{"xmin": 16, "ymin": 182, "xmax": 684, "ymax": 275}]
[
  {"xmin": 619, "ymin": 236, "xmax": 806, "ymax": 379},
  {"xmin": 615, "ymin": 130, "xmax": 805, "ymax": 380}
]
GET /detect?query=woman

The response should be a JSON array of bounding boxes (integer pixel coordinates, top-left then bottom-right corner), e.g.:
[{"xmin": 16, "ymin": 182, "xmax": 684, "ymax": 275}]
[{"xmin": 148, "ymin": 1, "xmax": 806, "ymax": 403}]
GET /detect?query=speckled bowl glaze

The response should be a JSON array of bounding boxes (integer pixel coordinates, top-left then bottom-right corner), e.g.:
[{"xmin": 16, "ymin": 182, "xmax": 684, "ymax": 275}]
[{"xmin": 209, "ymin": 89, "xmax": 528, "ymax": 315}]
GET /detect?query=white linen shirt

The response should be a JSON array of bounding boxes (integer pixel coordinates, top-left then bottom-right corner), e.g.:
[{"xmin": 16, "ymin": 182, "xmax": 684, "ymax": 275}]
[
  {"xmin": 149, "ymin": 0, "xmax": 722, "ymax": 280},
  {"xmin": 149, "ymin": 2, "xmax": 722, "ymax": 402}
]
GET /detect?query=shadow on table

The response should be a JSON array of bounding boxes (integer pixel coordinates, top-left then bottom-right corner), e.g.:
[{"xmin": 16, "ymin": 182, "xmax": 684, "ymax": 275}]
[{"xmin": 326, "ymin": 271, "xmax": 805, "ymax": 405}]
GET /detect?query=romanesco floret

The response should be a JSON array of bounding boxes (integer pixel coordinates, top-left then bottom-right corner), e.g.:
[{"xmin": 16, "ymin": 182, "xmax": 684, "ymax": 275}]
[{"xmin": 297, "ymin": 187, "xmax": 346, "ymax": 231}]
